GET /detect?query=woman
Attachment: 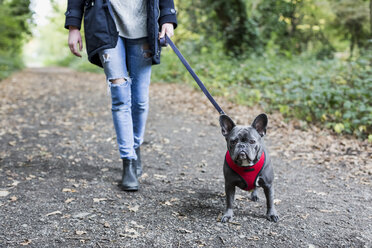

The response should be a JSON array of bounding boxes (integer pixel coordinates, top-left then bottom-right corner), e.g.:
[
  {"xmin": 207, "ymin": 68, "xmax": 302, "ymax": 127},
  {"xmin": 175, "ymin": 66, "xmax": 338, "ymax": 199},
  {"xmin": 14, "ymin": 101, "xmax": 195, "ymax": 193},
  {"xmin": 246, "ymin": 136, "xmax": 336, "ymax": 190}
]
[{"xmin": 64, "ymin": 0, "xmax": 177, "ymax": 191}]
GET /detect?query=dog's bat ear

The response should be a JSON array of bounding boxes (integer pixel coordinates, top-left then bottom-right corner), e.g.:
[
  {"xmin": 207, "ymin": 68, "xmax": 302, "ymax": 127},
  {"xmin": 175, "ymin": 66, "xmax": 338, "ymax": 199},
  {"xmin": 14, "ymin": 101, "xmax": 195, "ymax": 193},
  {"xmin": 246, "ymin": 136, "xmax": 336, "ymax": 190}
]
[
  {"xmin": 252, "ymin": 113, "xmax": 268, "ymax": 137},
  {"xmin": 219, "ymin": 114, "xmax": 236, "ymax": 137}
]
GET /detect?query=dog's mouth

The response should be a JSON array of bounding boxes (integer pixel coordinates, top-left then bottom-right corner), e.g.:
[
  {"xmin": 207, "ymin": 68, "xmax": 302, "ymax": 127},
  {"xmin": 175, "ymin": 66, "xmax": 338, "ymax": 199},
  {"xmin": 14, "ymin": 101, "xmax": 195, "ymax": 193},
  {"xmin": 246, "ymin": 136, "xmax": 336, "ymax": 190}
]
[{"xmin": 236, "ymin": 151, "xmax": 255, "ymax": 167}]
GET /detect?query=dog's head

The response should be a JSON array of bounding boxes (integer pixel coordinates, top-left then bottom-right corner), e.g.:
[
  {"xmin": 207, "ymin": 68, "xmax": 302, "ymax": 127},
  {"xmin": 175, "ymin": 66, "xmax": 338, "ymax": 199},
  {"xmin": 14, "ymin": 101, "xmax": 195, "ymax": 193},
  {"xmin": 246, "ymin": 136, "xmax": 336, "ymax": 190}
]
[{"xmin": 220, "ymin": 114, "xmax": 267, "ymax": 167}]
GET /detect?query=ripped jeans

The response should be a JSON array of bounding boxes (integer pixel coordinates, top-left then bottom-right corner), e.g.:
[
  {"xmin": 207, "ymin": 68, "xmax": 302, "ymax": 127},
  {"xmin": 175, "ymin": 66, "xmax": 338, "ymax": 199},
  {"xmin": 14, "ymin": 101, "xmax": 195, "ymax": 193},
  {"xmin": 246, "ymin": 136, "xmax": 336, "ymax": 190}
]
[{"xmin": 99, "ymin": 37, "xmax": 152, "ymax": 160}]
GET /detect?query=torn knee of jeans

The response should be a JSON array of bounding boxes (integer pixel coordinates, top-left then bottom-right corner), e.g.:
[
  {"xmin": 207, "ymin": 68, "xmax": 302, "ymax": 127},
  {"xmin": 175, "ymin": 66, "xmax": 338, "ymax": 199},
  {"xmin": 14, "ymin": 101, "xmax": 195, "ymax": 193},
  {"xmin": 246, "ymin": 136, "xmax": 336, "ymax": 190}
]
[
  {"xmin": 110, "ymin": 77, "xmax": 127, "ymax": 84},
  {"xmin": 142, "ymin": 43, "xmax": 152, "ymax": 58},
  {"xmin": 102, "ymin": 53, "xmax": 110, "ymax": 63},
  {"xmin": 108, "ymin": 77, "xmax": 131, "ymax": 88}
]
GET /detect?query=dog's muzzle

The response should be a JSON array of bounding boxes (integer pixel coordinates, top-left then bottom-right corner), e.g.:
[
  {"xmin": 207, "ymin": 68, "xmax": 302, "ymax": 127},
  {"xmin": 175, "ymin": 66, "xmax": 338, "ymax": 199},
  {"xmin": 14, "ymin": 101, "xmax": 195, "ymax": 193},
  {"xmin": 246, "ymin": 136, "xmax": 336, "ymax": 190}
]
[
  {"xmin": 238, "ymin": 151, "xmax": 247, "ymax": 160},
  {"xmin": 238, "ymin": 151, "xmax": 255, "ymax": 166}
]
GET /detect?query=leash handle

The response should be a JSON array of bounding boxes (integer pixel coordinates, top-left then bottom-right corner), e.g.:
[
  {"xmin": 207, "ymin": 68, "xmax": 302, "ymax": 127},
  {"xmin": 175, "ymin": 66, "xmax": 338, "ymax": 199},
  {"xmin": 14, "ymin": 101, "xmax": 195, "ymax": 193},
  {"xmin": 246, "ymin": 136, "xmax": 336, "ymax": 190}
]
[{"xmin": 159, "ymin": 35, "xmax": 225, "ymax": 115}]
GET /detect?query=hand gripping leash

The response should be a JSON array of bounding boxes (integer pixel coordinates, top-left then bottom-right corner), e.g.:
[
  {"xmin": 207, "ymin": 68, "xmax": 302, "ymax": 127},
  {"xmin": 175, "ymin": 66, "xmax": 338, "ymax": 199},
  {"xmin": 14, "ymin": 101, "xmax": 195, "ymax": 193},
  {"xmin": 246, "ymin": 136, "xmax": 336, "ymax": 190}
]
[{"xmin": 159, "ymin": 35, "xmax": 225, "ymax": 115}]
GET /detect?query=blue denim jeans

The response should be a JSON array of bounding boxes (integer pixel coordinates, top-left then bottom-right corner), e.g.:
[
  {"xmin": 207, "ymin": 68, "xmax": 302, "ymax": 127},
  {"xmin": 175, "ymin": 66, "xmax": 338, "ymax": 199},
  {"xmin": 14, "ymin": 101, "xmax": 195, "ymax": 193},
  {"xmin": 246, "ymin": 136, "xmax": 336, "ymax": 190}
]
[{"xmin": 99, "ymin": 37, "xmax": 152, "ymax": 160}]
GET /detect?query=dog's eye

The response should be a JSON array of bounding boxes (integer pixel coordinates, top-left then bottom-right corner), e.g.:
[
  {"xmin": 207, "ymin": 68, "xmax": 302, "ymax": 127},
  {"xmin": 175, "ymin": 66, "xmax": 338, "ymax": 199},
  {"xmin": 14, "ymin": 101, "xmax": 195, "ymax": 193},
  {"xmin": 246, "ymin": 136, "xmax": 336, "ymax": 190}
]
[
  {"xmin": 249, "ymin": 140, "xmax": 256, "ymax": 144},
  {"xmin": 230, "ymin": 139, "xmax": 237, "ymax": 145}
]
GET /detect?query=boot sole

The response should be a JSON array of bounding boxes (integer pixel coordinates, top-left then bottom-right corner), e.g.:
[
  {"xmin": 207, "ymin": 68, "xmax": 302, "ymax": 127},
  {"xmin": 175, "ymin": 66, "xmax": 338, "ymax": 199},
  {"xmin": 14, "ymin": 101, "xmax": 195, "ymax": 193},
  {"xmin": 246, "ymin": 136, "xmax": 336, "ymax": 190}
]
[{"xmin": 121, "ymin": 185, "xmax": 139, "ymax": 191}]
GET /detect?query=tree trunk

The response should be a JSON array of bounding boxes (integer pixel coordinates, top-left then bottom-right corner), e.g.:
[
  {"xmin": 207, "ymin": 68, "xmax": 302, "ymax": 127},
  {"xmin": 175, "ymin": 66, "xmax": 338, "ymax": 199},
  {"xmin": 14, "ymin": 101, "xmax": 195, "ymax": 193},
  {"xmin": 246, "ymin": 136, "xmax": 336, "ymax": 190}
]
[{"xmin": 212, "ymin": 0, "xmax": 248, "ymax": 55}]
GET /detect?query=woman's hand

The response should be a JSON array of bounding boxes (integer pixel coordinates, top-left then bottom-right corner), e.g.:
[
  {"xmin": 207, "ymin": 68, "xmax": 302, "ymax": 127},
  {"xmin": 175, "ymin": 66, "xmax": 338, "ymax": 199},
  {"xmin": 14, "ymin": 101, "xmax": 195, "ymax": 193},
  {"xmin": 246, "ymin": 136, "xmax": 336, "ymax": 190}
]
[
  {"xmin": 68, "ymin": 26, "xmax": 83, "ymax": 57},
  {"xmin": 159, "ymin": 23, "xmax": 174, "ymax": 39}
]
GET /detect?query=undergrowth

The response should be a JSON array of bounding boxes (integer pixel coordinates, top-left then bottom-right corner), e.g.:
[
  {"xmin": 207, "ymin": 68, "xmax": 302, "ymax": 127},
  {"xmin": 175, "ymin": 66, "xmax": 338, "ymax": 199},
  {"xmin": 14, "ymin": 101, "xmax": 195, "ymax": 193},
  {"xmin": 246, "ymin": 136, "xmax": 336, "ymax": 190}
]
[{"xmin": 152, "ymin": 46, "xmax": 371, "ymax": 139}]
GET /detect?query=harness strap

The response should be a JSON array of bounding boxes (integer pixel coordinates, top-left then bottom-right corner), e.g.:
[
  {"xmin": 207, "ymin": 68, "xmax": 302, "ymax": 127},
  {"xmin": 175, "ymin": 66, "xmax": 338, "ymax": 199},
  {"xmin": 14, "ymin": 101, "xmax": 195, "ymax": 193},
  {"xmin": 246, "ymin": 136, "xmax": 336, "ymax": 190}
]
[{"xmin": 226, "ymin": 151, "xmax": 265, "ymax": 191}]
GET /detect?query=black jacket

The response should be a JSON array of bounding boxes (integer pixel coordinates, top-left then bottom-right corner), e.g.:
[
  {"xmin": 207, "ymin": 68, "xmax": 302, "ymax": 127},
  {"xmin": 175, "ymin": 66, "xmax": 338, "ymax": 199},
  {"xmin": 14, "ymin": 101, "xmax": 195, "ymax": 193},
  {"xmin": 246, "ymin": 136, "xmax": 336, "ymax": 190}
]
[{"xmin": 64, "ymin": 0, "xmax": 177, "ymax": 67}]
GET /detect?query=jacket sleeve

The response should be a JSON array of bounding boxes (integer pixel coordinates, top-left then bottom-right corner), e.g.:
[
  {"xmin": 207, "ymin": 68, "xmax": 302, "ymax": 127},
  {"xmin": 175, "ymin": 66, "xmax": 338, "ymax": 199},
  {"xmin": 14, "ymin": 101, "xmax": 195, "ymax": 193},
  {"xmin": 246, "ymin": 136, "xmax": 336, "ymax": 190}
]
[
  {"xmin": 159, "ymin": 0, "xmax": 178, "ymax": 29},
  {"xmin": 64, "ymin": 0, "xmax": 85, "ymax": 30}
]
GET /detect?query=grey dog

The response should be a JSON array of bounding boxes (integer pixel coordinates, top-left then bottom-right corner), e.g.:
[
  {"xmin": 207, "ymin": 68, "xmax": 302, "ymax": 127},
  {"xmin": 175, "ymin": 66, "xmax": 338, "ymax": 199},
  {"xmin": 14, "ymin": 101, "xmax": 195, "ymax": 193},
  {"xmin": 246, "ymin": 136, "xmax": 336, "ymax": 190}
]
[{"xmin": 219, "ymin": 113, "xmax": 279, "ymax": 223}]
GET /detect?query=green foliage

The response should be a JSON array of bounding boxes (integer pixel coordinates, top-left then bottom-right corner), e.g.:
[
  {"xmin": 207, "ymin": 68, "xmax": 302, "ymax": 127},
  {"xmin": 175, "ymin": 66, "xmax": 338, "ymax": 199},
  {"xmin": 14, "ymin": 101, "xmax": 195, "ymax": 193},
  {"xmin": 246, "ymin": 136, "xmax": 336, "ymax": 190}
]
[
  {"xmin": 331, "ymin": 0, "xmax": 370, "ymax": 57},
  {"xmin": 176, "ymin": 0, "xmax": 370, "ymax": 58},
  {"xmin": 152, "ymin": 45, "xmax": 371, "ymax": 138},
  {"xmin": 23, "ymin": 1, "xmax": 101, "ymax": 73},
  {"xmin": 152, "ymin": 0, "xmax": 371, "ymax": 138},
  {"xmin": 197, "ymin": 0, "xmax": 262, "ymax": 55},
  {"xmin": 0, "ymin": 0, "xmax": 32, "ymax": 80}
]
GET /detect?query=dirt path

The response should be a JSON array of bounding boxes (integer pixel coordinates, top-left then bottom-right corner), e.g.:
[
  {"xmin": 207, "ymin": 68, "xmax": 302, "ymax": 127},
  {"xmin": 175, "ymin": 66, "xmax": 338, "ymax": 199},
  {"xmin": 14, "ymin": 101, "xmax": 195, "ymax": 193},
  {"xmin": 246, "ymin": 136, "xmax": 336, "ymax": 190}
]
[{"xmin": 0, "ymin": 68, "xmax": 371, "ymax": 247}]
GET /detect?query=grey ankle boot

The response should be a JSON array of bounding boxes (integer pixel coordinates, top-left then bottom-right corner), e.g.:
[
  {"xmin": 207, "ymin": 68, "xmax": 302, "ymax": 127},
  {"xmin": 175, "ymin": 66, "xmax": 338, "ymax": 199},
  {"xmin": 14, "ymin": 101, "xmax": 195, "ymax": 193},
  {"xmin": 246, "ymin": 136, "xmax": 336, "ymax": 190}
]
[
  {"xmin": 121, "ymin": 159, "xmax": 139, "ymax": 191},
  {"xmin": 135, "ymin": 147, "xmax": 142, "ymax": 177}
]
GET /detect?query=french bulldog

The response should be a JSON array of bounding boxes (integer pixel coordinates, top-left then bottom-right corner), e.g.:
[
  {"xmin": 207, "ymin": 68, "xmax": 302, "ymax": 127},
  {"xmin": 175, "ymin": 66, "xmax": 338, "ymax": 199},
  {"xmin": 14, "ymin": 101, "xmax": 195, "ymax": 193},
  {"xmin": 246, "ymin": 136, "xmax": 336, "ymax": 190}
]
[{"xmin": 219, "ymin": 113, "xmax": 279, "ymax": 223}]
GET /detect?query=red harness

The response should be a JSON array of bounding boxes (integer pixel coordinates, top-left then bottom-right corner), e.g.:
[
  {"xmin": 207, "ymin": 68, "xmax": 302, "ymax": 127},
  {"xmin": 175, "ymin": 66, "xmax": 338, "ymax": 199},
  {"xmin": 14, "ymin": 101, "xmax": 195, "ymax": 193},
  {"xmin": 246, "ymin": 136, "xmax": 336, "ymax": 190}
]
[{"xmin": 225, "ymin": 150, "xmax": 265, "ymax": 191}]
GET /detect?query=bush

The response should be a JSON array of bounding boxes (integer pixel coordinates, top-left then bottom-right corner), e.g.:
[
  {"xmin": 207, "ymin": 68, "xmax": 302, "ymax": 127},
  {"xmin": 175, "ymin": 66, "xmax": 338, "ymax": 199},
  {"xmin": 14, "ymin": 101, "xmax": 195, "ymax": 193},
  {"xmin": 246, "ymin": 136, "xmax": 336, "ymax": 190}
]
[
  {"xmin": 0, "ymin": 0, "xmax": 31, "ymax": 80},
  {"xmin": 152, "ymin": 45, "xmax": 371, "ymax": 138}
]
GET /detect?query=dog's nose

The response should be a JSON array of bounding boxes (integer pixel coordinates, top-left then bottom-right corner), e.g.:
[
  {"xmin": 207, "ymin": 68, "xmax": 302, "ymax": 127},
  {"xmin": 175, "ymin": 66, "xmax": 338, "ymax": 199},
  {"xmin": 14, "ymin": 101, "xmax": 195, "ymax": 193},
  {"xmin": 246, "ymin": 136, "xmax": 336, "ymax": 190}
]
[{"xmin": 239, "ymin": 152, "xmax": 247, "ymax": 160}]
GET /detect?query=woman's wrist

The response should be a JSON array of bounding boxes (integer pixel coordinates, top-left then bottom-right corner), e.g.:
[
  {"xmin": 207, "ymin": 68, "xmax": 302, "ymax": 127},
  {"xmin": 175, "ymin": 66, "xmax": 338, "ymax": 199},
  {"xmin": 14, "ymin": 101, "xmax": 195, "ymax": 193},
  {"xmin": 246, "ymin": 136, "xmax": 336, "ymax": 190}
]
[{"xmin": 69, "ymin": 26, "xmax": 79, "ymax": 31}]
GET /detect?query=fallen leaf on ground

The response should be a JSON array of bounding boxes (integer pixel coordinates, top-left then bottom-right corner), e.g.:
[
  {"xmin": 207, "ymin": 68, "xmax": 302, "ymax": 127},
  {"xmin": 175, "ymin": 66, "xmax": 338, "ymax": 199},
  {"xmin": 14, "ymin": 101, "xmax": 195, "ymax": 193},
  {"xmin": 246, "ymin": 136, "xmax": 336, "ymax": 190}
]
[
  {"xmin": 130, "ymin": 221, "xmax": 144, "ymax": 229},
  {"xmin": 11, "ymin": 180, "xmax": 20, "ymax": 186},
  {"xmin": 274, "ymin": 199, "xmax": 282, "ymax": 205},
  {"xmin": 93, "ymin": 198, "xmax": 107, "ymax": 203},
  {"xmin": 73, "ymin": 212, "xmax": 90, "ymax": 219},
  {"xmin": 65, "ymin": 198, "xmax": 75, "ymax": 204},
  {"xmin": 9, "ymin": 196, "xmax": 17, "ymax": 202},
  {"xmin": 62, "ymin": 188, "xmax": 76, "ymax": 193},
  {"xmin": 104, "ymin": 222, "xmax": 110, "ymax": 228},
  {"xmin": 162, "ymin": 201, "xmax": 172, "ymax": 206},
  {"xmin": 228, "ymin": 221, "xmax": 241, "ymax": 226},
  {"xmin": 319, "ymin": 209, "xmax": 334, "ymax": 213},
  {"xmin": 0, "ymin": 190, "xmax": 10, "ymax": 197},
  {"xmin": 8, "ymin": 141, "xmax": 16, "ymax": 146},
  {"xmin": 128, "ymin": 205, "xmax": 139, "ymax": 212},
  {"xmin": 248, "ymin": 236, "xmax": 260, "ymax": 240},
  {"xmin": 154, "ymin": 174, "xmax": 166, "ymax": 179},
  {"xmin": 25, "ymin": 175, "xmax": 36, "ymax": 180},
  {"xmin": 20, "ymin": 239, "xmax": 31, "ymax": 246},
  {"xmin": 178, "ymin": 228, "xmax": 192, "ymax": 234},
  {"xmin": 120, "ymin": 227, "xmax": 139, "ymax": 238},
  {"xmin": 301, "ymin": 213, "xmax": 310, "ymax": 219},
  {"xmin": 46, "ymin": 210, "xmax": 62, "ymax": 216},
  {"xmin": 235, "ymin": 194, "xmax": 245, "ymax": 201},
  {"xmin": 216, "ymin": 213, "xmax": 222, "ymax": 222},
  {"xmin": 75, "ymin": 230, "xmax": 87, "ymax": 235}
]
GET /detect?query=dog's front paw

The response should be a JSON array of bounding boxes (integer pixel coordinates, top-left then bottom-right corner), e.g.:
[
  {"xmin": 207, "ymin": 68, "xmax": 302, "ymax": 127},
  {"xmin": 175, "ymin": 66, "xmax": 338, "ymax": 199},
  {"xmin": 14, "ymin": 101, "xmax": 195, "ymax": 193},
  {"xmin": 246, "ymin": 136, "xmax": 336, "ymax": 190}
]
[
  {"xmin": 251, "ymin": 195, "xmax": 259, "ymax": 202},
  {"xmin": 221, "ymin": 209, "xmax": 233, "ymax": 223},
  {"xmin": 250, "ymin": 189, "xmax": 259, "ymax": 202},
  {"xmin": 250, "ymin": 193, "xmax": 259, "ymax": 202},
  {"xmin": 266, "ymin": 211, "xmax": 279, "ymax": 223}
]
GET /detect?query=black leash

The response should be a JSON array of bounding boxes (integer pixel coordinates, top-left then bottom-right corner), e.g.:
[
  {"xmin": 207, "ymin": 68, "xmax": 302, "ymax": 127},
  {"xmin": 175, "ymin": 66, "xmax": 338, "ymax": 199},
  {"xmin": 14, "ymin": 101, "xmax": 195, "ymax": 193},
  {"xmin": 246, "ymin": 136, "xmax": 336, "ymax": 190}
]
[{"xmin": 159, "ymin": 35, "xmax": 225, "ymax": 115}]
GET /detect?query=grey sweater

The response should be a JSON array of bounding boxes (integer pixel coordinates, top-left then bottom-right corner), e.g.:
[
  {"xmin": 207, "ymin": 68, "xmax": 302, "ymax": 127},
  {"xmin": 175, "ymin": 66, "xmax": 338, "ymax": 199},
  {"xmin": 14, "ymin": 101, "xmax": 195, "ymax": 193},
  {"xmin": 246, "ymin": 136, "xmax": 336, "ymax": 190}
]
[{"xmin": 110, "ymin": 0, "xmax": 148, "ymax": 39}]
